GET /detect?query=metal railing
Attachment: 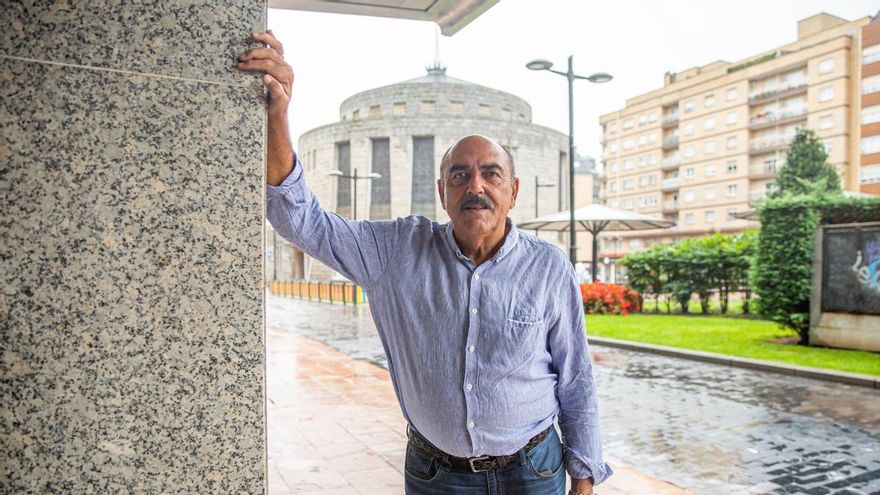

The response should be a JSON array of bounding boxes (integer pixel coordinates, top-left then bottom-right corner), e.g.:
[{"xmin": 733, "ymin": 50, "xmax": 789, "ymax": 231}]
[
  {"xmin": 748, "ymin": 108, "xmax": 807, "ymax": 127},
  {"xmin": 268, "ymin": 280, "xmax": 367, "ymax": 305}
]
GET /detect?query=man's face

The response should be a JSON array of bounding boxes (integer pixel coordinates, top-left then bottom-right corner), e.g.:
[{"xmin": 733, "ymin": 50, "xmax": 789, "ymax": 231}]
[{"xmin": 437, "ymin": 136, "xmax": 519, "ymax": 237}]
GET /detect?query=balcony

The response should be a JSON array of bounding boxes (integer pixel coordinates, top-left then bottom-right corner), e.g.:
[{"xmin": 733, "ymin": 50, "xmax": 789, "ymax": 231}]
[
  {"xmin": 661, "ymin": 178, "xmax": 681, "ymax": 192},
  {"xmin": 662, "ymin": 135, "xmax": 680, "ymax": 150},
  {"xmin": 748, "ymin": 191, "xmax": 767, "ymax": 203},
  {"xmin": 748, "ymin": 83, "xmax": 807, "ymax": 105},
  {"xmin": 662, "ymin": 201, "xmax": 679, "ymax": 212},
  {"xmin": 749, "ymin": 162, "xmax": 780, "ymax": 179},
  {"xmin": 865, "ymin": 51, "xmax": 880, "ymax": 65},
  {"xmin": 662, "ymin": 114, "xmax": 679, "ymax": 129},
  {"xmin": 748, "ymin": 108, "xmax": 807, "ymax": 131},
  {"xmin": 748, "ymin": 134, "xmax": 795, "ymax": 155},
  {"xmin": 660, "ymin": 156, "xmax": 680, "ymax": 171}
]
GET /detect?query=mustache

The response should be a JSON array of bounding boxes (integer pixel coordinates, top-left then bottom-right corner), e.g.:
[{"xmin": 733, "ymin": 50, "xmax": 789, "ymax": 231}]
[{"xmin": 458, "ymin": 194, "xmax": 494, "ymax": 213}]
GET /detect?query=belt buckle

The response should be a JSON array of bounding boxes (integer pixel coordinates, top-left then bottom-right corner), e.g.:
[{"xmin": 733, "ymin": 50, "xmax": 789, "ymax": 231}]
[{"xmin": 468, "ymin": 455, "xmax": 492, "ymax": 473}]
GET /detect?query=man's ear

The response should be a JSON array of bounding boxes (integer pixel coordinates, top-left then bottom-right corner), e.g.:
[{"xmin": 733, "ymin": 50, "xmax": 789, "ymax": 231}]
[
  {"xmin": 510, "ymin": 177, "xmax": 520, "ymax": 208},
  {"xmin": 437, "ymin": 179, "xmax": 447, "ymax": 211}
]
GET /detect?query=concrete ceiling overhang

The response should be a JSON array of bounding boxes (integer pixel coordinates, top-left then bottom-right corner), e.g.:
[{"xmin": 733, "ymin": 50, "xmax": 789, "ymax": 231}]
[{"xmin": 268, "ymin": 0, "xmax": 499, "ymax": 36}]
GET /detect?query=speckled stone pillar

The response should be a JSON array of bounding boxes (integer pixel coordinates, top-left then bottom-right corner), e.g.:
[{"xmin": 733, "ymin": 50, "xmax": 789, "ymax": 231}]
[{"xmin": 1, "ymin": 3, "xmax": 266, "ymax": 492}]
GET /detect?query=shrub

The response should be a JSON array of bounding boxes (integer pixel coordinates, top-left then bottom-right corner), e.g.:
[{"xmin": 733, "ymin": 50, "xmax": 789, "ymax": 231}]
[{"xmin": 580, "ymin": 282, "xmax": 641, "ymax": 315}]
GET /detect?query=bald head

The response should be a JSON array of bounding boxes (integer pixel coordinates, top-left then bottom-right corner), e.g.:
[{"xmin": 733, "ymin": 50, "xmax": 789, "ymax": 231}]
[{"xmin": 439, "ymin": 135, "xmax": 515, "ymax": 180}]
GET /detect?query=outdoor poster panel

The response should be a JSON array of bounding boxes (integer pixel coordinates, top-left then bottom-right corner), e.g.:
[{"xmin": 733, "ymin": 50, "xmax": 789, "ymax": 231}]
[{"xmin": 821, "ymin": 225, "xmax": 880, "ymax": 315}]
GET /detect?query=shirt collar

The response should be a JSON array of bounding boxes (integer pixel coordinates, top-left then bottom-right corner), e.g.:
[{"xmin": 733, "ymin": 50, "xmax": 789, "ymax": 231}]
[{"xmin": 444, "ymin": 218, "xmax": 520, "ymax": 264}]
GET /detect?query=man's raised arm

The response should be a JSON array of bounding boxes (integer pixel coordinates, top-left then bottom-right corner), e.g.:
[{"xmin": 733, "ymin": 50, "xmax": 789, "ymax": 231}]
[{"xmin": 236, "ymin": 30, "xmax": 294, "ymax": 186}]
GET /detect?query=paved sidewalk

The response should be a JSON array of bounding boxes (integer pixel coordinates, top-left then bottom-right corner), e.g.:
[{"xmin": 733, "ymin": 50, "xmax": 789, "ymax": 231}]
[{"xmin": 267, "ymin": 323, "xmax": 692, "ymax": 494}]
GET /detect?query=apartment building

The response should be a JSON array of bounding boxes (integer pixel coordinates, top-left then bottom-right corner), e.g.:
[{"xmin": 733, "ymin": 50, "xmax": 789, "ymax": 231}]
[{"xmin": 598, "ymin": 12, "xmax": 879, "ymax": 260}]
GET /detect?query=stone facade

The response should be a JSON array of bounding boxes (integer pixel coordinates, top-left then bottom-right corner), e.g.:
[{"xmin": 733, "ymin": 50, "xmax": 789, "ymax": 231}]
[
  {"xmin": 2, "ymin": 3, "xmax": 266, "ymax": 492},
  {"xmin": 276, "ymin": 67, "xmax": 570, "ymax": 280}
]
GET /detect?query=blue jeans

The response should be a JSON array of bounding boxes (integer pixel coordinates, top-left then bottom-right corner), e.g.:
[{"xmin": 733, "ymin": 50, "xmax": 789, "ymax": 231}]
[{"xmin": 404, "ymin": 428, "xmax": 566, "ymax": 494}]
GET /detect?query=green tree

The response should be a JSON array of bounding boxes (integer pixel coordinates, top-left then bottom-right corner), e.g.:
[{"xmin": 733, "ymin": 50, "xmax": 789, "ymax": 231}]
[{"xmin": 770, "ymin": 128, "xmax": 840, "ymax": 198}]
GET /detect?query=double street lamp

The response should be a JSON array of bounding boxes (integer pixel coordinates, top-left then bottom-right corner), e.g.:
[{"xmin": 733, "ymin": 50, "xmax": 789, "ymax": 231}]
[
  {"xmin": 526, "ymin": 56, "xmax": 611, "ymax": 264},
  {"xmin": 328, "ymin": 168, "xmax": 382, "ymax": 220}
]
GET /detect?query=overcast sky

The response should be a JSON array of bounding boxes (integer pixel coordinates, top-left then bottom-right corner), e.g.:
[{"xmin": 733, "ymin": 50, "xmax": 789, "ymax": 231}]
[{"xmin": 269, "ymin": 0, "xmax": 878, "ymax": 161}]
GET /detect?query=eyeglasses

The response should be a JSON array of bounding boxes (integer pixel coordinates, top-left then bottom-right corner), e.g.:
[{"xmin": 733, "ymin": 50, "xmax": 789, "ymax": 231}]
[{"xmin": 447, "ymin": 169, "xmax": 511, "ymax": 187}]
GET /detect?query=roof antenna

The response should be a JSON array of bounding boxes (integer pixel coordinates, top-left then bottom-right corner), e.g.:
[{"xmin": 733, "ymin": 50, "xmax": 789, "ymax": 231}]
[{"xmin": 426, "ymin": 24, "xmax": 446, "ymax": 75}]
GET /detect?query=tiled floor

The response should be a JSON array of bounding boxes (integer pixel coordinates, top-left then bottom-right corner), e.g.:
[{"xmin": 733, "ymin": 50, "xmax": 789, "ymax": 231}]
[{"xmin": 266, "ymin": 323, "xmax": 692, "ymax": 494}]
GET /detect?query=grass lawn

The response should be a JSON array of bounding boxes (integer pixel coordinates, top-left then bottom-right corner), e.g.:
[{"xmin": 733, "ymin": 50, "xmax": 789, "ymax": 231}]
[
  {"xmin": 641, "ymin": 298, "xmax": 751, "ymax": 316},
  {"xmin": 586, "ymin": 313, "xmax": 880, "ymax": 377}
]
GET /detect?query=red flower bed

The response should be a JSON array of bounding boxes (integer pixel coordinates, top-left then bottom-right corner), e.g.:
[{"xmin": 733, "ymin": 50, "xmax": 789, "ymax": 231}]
[{"xmin": 580, "ymin": 282, "xmax": 641, "ymax": 315}]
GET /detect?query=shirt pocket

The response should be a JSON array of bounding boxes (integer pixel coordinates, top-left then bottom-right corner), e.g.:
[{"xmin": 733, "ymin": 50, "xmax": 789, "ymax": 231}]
[{"xmin": 497, "ymin": 310, "xmax": 544, "ymax": 367}]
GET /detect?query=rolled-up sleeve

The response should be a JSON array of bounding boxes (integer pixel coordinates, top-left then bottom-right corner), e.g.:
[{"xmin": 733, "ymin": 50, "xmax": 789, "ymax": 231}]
[
  {"xmin": 266, "ymin": 159, "xmax": 403, "ymax": 286},
  {"xmin": 547, "ymin": 269, "xmax": 613, "ymax": 484}
]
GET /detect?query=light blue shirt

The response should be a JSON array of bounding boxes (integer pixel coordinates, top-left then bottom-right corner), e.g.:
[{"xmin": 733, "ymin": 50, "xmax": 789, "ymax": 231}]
[{"xmin": 267, "ymin": 161, "xmax": 612, "ymax": 483}]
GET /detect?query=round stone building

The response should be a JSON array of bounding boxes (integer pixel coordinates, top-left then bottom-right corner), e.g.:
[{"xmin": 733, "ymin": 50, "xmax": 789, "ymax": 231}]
[{"xmin": 270, "ymin": 66, "xmax": 570, "ymax": 280}]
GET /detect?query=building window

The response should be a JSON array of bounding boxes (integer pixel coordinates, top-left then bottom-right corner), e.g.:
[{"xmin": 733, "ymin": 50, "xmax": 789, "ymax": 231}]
[
  {"xmin": 649, "ymin": 175, "xmax": 657, "ymax": 185},
  {"xmin": 861, "ymin": 164, "xmax": 880, "ymax": 184},
  {"xmin": 638, "ymin": 114, "xmax": 647, "ymax": 126},
  {"xmin": 422, "ymin": 101, "xmax": 436, "ymax": 113},
  {"xmin": 623, "ymin": 118, "xmax": 633, "ymax": 129},
  {"xmin": 726, "ymin": 136, "xmax": 738, "ymax": 150},
  {"xmin": 704, "ymin": 187, "xmax": 716, "ymax": 200},
  {"xmin": 704, "ymin": 164, "xmax": 716, "ymax": 177},
  {"xmin": 704, "ymin": 95, "xmax": 715, "ymax": 108},
  {"xmin": 608, "ymin": 161, "xmax": 618, "ymax": 172},
  {"xmin": 352, "ymin": 109, "xmax": 360, "ymax": 120},
  {"xmin": 727, "ymin": 208, "xmax": 738, "ymax": 220},
  {"xmin": 609, "ymin": 142, "xmax": 619, "ymax": 153},
  {"xmin": 649, "ymin": 112, "xmax": 658, "ymax": 123},
  {"xmin": 684, "ymin": 123, "xmax": 695, "ymax": 135},
  {"xmin": 623, "ymin": 139, "xmax": 635, "ymax": 150},
  {"xmin": 609, "ymin": 123, "xmax": 618, "ymax": 133},
  {"xmin": 726, "ymin": 111, "xmax": 737, "ymax": 125},
  {"xmin": 704, "ymin": 141, "xmax": 716, "ymax": 154},
  {"xmin": 638, "ymin": 135, "xmax": 647, "ymax": 146},
  {"xmin": 624, "ymin": 159, "xmax": 635, "ymax": 169},
  {"xmin": 639, "ymin": 176, "xmax": 648, "ymax": 187},
  {"xmin": 370, "ymin": 138, "xmax": 391, "ymax": 219},
  {"xmin": 684, "ymin": 191, "xmax": 695, "ymax": 202},
  {"xmin": 649, "ymin": 132, "xmax": 658, "ymax": 144},
  {"xmin": 639, "ymin": 156, "xmax": 647, "ymax": 167},
  {"xmin": 609, "ymin": 181, "xmax": 617, "ymax": 192},
  {"xmin": 727, "ymin": 184, "xmax": 738, "ymax": 197},
  {"xmin": 684, "ymin": 212, "xmax": 694, "ymax": 224},
  {"xmin": 638, "ymin": 197, "xmax": 647, "ymax": 208},
  {"xmin": 818, "ymin": 115, "xmax": 833, "ymax": 130},
  {"xmin": 393, "ymin": 102, "xmax": 407, "ymax": 115},
  {"xmin": 411, "ymin": 136, "xmax": 435, "ymax": 217},
  {"xmin": 369, "ymin": 105, "xmax": 381, "ymax": 118},
  {"xmin": 684, "ymin": 145, "xmax": 695, "ymax": 158},
  {"xmin": 863, "ymin": 74, "xmax": 880, "ymax": 95},
  {"xmin": 649, "ymin": 153, "xmax": 658, "ymax": 164},
  {"xmin": 684, "ymin": 167, "xmax": 695, "ymax": 178},
  {"xmin": 683, "ymin": 100, "xmax": 694, "ymax": 113},
  {"xmin": 818, "ymin": 58, "xmax": 834, "ymax": 75},
  {"xmin": 705, "ymin": 210, "xmax": 716, "ymax": 223},
  {"xmin": 864, "ymin": 44, "xmax": 880, "ymax": 65},
  {"xmin": 624, "ymin": 199, "xmax": 634, "ymax": 209},
  {"xmin": 726, "ymin": 87, "xmax": 738, "ymax": 101},
  {"xmin": 623, "ymin": 179, "xmax": 635, "ymax": 190},
  {"xmin": 450, "ymin": 101, "xmax": 464, "ymax": 114},
  {"xmin": 704, "ymin": 117, "xmax": 715, "ymax": 130},
  {"xmin": 863, "ymin": 136, "xmax": 880, "ymax": 155},
  {"xmin": 818, "ymin": 86, "xmax": 833, "ymax": 102},
  {"xmin": 335, "ymin": 141, "xmax": 352, "ymax": 218},
  {"xmin": 477, "ymin": 103, "xmax": 490, "ymax": 116},
  {"xmin": 863, "ymin": 104, "xmax": 880, "ymax": 125},
  {"xmin": 727, "ymin": 160, "xmax": 738, "ymax": 173}
]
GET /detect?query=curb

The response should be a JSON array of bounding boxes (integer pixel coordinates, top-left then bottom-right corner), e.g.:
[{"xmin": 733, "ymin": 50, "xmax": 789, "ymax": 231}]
[{"xmin": 587, "ymin": 336, "xmax": 880, "ymax": 390}]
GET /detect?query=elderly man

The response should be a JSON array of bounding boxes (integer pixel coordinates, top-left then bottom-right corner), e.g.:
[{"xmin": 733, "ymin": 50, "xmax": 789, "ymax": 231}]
[{"xmin": 238, "ymin": 31, "xmax": 611, "ymax": 495}]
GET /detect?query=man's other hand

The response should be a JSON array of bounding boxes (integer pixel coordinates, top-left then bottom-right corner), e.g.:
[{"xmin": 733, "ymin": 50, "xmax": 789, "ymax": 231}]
[{"xmin": 236, "ymin": 30, "xmax": 293, "ymax": 117}]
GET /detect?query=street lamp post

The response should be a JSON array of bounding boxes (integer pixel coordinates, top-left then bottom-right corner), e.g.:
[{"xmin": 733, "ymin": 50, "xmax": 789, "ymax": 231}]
[
  {"xmin": 328, "ymin": 167, "xmax": 382, "ymax": 220},
  {"xmin": 526, "ymin": 57, "xmax": 611, "ymax": 264},
  {"xmin": 535, "ymin": 176, "xmax": 555, "ymax": 218}
]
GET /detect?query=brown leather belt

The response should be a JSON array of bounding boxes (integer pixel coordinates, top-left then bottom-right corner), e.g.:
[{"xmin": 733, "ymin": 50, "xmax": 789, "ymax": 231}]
[{"xmin": 406, "ymin": 426, "xmax": 553, "ymax": 473}]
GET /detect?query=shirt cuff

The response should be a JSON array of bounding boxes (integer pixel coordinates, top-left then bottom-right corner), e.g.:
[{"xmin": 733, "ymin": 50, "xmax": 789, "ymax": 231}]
[
  {"xmin": 563, "ymin": 447, "xmax": 613, "ymax": 485},
  {"xmin": 266, "ymin": 157, "xmax": 303, "ymax": 200}
]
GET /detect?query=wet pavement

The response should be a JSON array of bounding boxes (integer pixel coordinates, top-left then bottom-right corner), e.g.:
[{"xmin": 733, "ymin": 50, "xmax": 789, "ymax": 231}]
[{"xmin": 267, "ymin": 295, "xmax": 880, "ymax": 494}]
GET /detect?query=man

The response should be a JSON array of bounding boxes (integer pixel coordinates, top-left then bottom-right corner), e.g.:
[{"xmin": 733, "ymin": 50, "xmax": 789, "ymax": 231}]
[{"xmin": 238, "ymin": 31, "xmax": 611, "ymax": 494}]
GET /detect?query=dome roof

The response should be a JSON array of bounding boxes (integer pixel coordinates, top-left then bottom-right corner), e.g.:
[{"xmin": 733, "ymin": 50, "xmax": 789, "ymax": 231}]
[{"xmin": 399, "ymin": 64, "xmax": 478, "ymax": 86}]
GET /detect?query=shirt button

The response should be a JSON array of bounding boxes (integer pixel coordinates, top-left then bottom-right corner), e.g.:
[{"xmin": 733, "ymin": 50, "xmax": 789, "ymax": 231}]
[
  {"xmin": 468, "ymin": 421, "xmax": 475, "ymax": 428},
  {"xmin": 468, "ymin": 346, "xmax": 475, "ymax": 352},
  {"xmin": 470, "ymin": 308, "xmax": 478, "ymax": 315},
  {"xmin": 473, "ymin": 273, "xmax": 480, "ymax": 280},
  {"xmin": 465, "ymin": 383, "xmax": 473, "ymax": 391}
]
